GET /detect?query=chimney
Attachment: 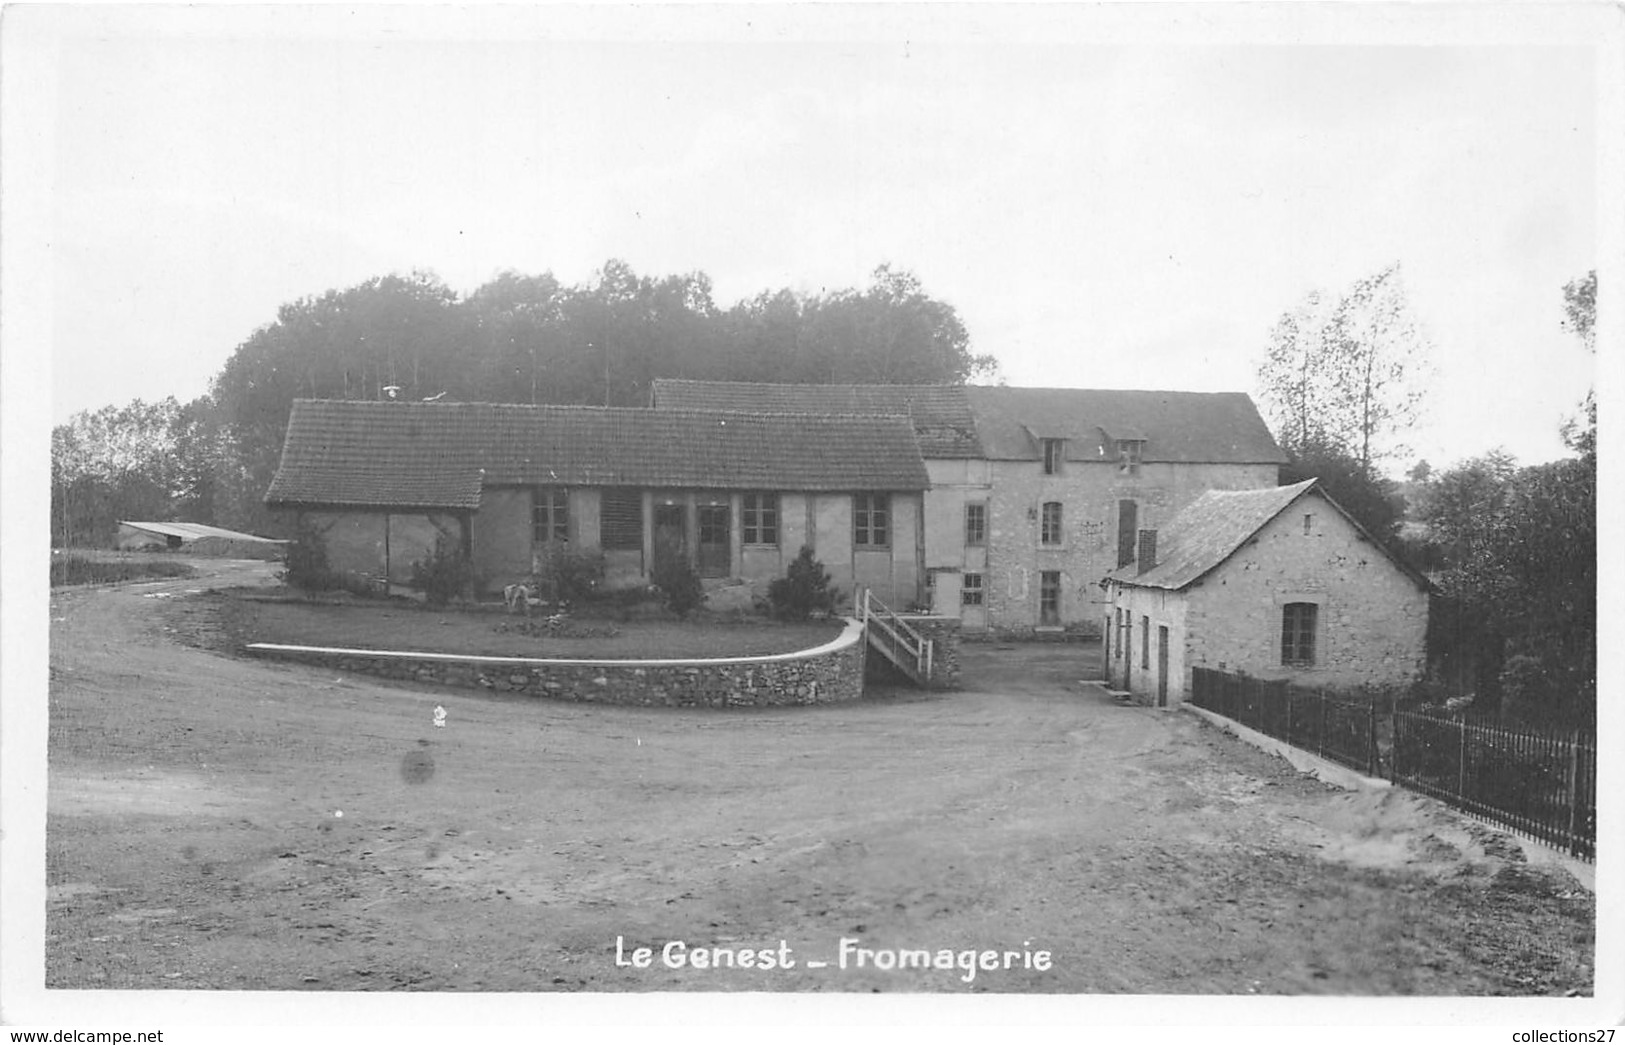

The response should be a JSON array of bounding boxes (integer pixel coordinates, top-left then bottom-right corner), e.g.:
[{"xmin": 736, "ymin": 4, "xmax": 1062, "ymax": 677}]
[{"xmin": 1137, "ymin": 529, "xmax": 1157, "ymax": 575}]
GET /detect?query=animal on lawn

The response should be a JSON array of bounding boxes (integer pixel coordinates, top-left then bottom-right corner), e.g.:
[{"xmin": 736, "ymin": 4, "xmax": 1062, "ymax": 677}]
[{"xmin": 503, "ymin": 583, "xmax": 535, "ymax": 615}]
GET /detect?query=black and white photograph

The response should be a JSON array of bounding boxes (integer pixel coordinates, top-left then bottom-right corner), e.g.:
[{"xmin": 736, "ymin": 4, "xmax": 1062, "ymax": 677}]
[{"xmin": 2, "ymin": 2, "xmax": 1618, "ymax": 1037}]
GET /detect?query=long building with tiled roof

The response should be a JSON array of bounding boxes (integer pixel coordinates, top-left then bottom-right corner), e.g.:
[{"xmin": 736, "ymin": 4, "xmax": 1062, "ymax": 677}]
[
  {"xmin": 265, "ymin": 398, "xmax": 932, "ymax": 605},
  {"xmin": 651, "ymin": 379, "xmax": 983, "ymax": 457},
  {"xmin": 648, "ymin": 380, "xmax": 1287, "ymax": 634}
]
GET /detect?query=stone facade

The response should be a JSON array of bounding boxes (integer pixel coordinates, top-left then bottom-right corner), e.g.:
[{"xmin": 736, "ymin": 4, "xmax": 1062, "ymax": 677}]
[
  {"xmin": 1108, "ymin": 488, "xmax": 1428, "ymax": 706},
  {"xmin": 979, "ymin": 460, "xmax": 1279, "ymax": 638},
  {"xmin": 295, "ymin": 509, "xmax": 466, "ymax": 588},
  {"xmin": 246, "ymin": 619, "xmax": 867, "ymax": 708},
  {"xmin": 296, "ymin": 487, "xmax": 925, "ymax": 611}
]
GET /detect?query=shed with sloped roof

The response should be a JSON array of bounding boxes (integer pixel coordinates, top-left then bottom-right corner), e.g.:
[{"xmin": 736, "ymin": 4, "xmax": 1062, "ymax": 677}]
[{"xmin": 1103, "ymin": 479, "xmax": 1429, "ymax": 706}]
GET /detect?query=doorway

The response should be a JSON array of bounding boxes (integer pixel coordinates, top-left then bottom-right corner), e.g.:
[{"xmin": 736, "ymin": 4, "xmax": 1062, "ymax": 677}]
[
  {"xmin": 653, "ymin": 503, "xmax": 686, "ymax": 576},
  {"xmin": 697, "ymin": 503, "xmax": 730, "ymax": 578},
  {"xmin": 1039, "ymin": 571, "xmax": 1061, "ymax": 626},
  {"xmin": 1157, "ymin": 625, "xmax": 1170, "ymax": 707}
]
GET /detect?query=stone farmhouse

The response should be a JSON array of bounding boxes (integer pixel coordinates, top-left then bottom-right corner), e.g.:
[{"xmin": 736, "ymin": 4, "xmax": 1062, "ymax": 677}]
[
  {"xmin": 1104, "ymin": 478, "xmax": 1430, "ymax": 707},
  {"xmin": 652, "ymin": 380, "xmax": 1287, "ymax": 635},
  {"xmin": 263, "ymin": 399, "xmax": 929, "ymax": 607}
]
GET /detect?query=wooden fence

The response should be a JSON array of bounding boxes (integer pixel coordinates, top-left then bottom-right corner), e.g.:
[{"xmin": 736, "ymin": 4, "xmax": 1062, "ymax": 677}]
[{"xmin": 1188, "ymin": 667, "xmax": 1595, "ymax": 861}]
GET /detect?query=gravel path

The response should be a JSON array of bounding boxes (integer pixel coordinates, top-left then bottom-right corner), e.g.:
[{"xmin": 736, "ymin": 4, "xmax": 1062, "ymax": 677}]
[{"xmin": 45, "ymin": 558, "xmax": 1594, "ymax": 995}]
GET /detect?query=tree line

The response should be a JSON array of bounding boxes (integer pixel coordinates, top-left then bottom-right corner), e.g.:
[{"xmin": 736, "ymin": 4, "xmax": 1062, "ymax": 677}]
[
  {"xmin": 52, "ymin": 255, "xmax": 1595, "ymax": 728},
  {"xmin": 51, "ymin": 260, "xmax": 995, "ymax": 543},
  {"xmin": 1256, "ymin": 266, "xmax": 1596, "ymax": 730}
]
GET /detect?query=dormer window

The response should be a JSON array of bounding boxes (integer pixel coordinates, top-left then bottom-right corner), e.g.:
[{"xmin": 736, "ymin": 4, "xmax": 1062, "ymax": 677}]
[
  {"xmin": 1117, "ymin": 439, "xmax": 1145, "ymax": 476},
  {"xmin": 1042, "ymin": 438, "xmax": 1065, "ymax": 475}
]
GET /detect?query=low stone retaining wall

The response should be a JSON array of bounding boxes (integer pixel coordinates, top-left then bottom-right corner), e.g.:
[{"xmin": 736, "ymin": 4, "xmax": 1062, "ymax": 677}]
[{"xmin": 245, "ymin": 619, "xmax": 867, "ymax": 708}]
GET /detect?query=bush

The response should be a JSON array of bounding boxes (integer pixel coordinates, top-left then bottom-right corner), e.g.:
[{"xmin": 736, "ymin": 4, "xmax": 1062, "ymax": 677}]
[
  {"xmin": 767, "ymin": 545, "xmax": 838, "ymax": 620},
  {"xmin": 535, "ymin": 543, "xmax": 606, "ymax": 603},
  {"xmin": 651, "ymin": 555, "xmax": 704, "ymax": 618},
  {"xmin": 280, "ymin": 522, "xmax": 333, "ymax": 596},
  {"xmin": 409, "ymin": 534, "xmax": 473, "ymax": 607}
]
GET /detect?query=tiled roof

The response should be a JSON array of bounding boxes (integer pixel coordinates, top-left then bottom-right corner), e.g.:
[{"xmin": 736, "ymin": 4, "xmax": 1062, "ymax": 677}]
[
  {"xmin": 651, "ymin": 379, "xmax": 982, "ymax": 457},
  {"xmin": 1110, "ymin": 479, "xmax": 1428, "ymax": 591},
  {"xmin": 120, "ymin": 521, "xmax": 285, "ymax": 543},
  {"xmin": 265, "ymin": 399, "xmax": 930, "ymax": 509},
  {"xmin": 964, "ymin": 386, "xmax": 1288, "ymax": 464}
]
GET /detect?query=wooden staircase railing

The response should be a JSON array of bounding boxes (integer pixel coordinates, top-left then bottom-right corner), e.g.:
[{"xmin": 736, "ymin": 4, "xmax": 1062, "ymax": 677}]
[{"xmin": 859, "ymin": 588, "xmax": 933, "ymax": 686}]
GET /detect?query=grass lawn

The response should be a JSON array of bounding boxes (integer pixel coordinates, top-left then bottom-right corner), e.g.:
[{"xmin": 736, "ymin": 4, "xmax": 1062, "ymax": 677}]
[{"xmin": 222, "ymin": 591, "xmax": 845, "ymax": 659}]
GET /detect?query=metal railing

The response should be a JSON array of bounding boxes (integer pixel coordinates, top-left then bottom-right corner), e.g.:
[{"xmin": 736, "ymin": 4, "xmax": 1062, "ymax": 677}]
[{"xmin": 1189, "ymin": 666, "xmax": 1595, "ymax": 860}]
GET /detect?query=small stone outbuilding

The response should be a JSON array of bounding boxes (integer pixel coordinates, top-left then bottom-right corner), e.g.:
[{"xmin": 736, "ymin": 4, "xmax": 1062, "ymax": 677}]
[{"xmin": 1104, "ymin": 479, "xmax": 1429, "ymax": 707}]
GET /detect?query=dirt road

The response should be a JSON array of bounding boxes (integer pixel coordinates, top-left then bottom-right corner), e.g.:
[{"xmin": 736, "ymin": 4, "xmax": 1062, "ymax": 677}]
[{"xmin": 46, "ymin": 559, "xmax": 1593, "ymax": 994}]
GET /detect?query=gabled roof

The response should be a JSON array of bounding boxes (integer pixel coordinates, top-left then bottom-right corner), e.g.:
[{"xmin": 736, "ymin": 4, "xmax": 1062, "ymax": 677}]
[
  {"xmin": 265, "ymin": 399, "xmax": 930, "ymax": 510},
  {"xmin": 964, "ymin": 386, "xmax": 1287, "ymax": 465},
  {"xmin": 120, "ymin": 521, "xmax": 285, "ymax": 543},
  {"xmin": 1109, "ymin": 479, "xmax": 1429, "ymax": 592},
  {"xmin": 650, "ymin": 379, "xmax": 982, "ymax": 457}
]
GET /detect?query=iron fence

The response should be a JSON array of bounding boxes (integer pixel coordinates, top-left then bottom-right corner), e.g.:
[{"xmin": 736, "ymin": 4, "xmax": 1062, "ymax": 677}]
[
  {"xmin": 1391, "ymin": 710, "xmax": 1594, "ymax": 860},
  {"xmin": 1188, "ymin": 666, "xmax": 1595, "ymax": 861},
  {"xmin": 1189, "ymin": 667, "xmax": 1380, "ymax": 777}
]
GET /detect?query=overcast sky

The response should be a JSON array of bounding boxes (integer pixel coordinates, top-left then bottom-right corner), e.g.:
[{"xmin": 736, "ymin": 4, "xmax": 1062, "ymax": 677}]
[{"xmin": 21, "ymin": 5, "xmax": 1607, "ymax": 471}]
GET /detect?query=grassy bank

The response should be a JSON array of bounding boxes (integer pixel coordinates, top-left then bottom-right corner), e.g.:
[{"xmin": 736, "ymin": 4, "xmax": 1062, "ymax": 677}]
[{"xmin": 50, "ymin": 551, "xmax": 198, "ymax": 588}]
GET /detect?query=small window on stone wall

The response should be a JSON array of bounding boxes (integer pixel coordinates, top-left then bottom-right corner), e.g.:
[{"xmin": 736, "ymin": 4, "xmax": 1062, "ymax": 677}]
[
  {"xmin": 1041, "ymin": 501, "xmax": 1063, "ymax": 546},
  {"xmin": 1282, "ymin": 602, "xmax": 1318, "ymax": 666}
]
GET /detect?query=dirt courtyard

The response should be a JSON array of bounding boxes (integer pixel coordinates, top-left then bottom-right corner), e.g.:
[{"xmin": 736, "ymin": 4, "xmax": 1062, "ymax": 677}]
[{"xmin": 44, "ymin": 558, "xmax": 1593, "ymax": 994}]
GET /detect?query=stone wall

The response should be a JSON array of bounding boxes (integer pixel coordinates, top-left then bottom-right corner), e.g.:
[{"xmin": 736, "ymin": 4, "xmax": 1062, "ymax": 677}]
[
  {"xmin": 245, "ymin": 619, "xmax": 868, "ymax": 708},
  {"xmin": 1183, "ymin": 491, "xmax": 1428, "ymax": 690},
  {"xmin": 1109, "ymin": 488, "xmax": 1429, "ymax": 706},
  {"xmin": 980, "ymin": 460, "xmax": 1279, "ymax": 636},
  {"xmin": 897, "ymin": 614, "xmax": 963, "ymax": 689}
]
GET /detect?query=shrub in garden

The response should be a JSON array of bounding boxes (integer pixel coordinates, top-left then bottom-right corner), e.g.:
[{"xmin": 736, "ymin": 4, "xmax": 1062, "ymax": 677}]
[
  {"xmin": 280, "ymin": 521, "xmax": 333, "ymax": 597},
  {"xmin": 409, "ymin": 534, "xmax": 473, "ymax": 607},
  {"xmin": 651, "ymin": 554, "xmax": 704, "ymax": 618},
  {"xmin": 536, "ymin": 543, "xmax": 606, "ymax": 603},
  {"xmin": 768, "ymin": 545, "xmax": 838, "ymax": 620}
]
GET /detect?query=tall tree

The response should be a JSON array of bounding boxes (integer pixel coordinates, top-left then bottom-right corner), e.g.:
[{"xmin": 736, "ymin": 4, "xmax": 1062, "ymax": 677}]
[
  {"xmin": 1279, "ymin": 436, "xmax": 1406, "ymax": 546},
  {"xmin": 51, "ymin": 397, "xmax": 188, "ymax": 546},
  {"xmin": 1257, "ymin": 264, "xmax": 1432, "ymax": 472},
  {"xmin": 1409, "ymin": 273, "xmax": 1599, "ymax": 727}
]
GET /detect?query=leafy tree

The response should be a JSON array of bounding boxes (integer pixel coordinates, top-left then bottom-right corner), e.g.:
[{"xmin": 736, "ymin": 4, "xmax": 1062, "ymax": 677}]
[
  {"xmin": 62, "ymin": 261, "xmax": 993, "ymax": 543},
  {"xmin": 1279, "ymin": 437, "xmax": 1406, "ymax": 546},
  {"xmin": 534, "ymin": 543, "xmax": 606, "ymax": 604},
  {"xmin": 1257, "ymin": 264, "xmax": 1431, "ymax": 472},
  {"xmin": 280, "ymin": 520, "xmax": 334, "ymax": 597},
  {"xmin": 1562, "ymin": 269, "xmax": 1596, "ymax": 351},
  {"xmin": 409, "ymin": 534, "xmax": 474, "ymax": 606},
  {"xmin": 51, "ymin": 397, "xmax": 189, "ymax": 547},
  {"xmin": 768, "ymin": 546, "xmax": 839, "ymax": 619},
  {"xmin": 650, "ymin": 551, "xmax": 704, "ymax": 618}
]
